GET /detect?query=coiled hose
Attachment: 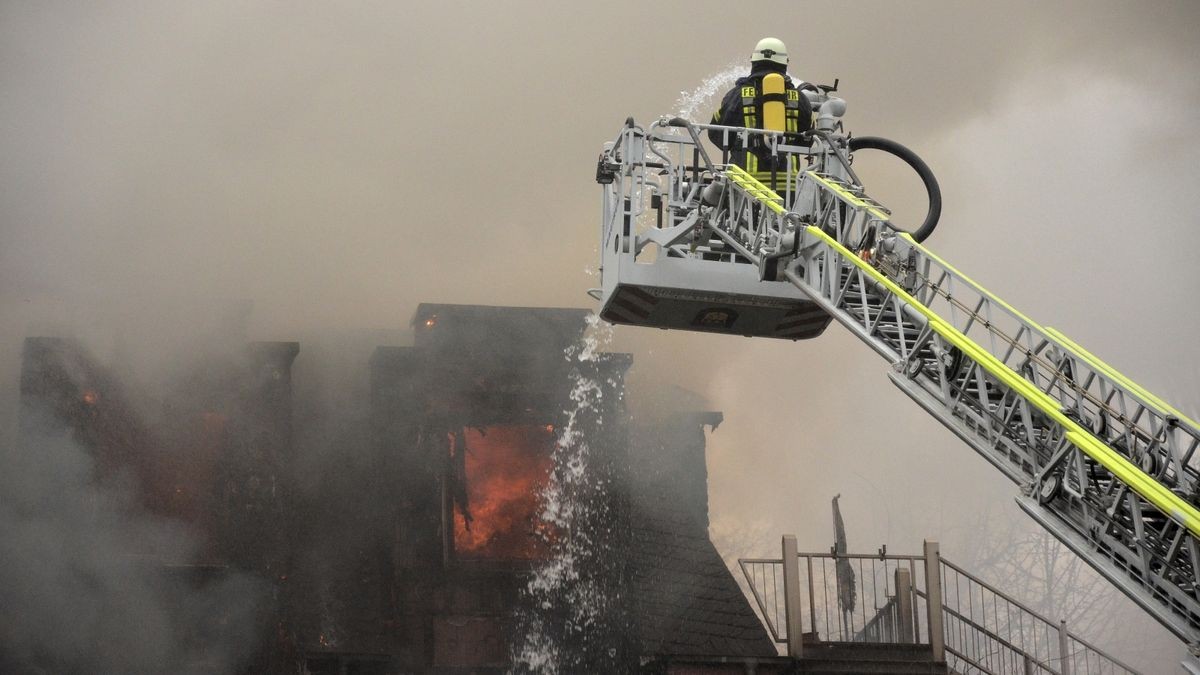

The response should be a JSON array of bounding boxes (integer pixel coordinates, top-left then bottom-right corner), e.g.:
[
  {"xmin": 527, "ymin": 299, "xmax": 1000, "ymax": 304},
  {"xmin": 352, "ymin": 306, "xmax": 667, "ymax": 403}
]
[{"xmin": 848, "ymin": 136, "xmax": 942, "ymax": 243}]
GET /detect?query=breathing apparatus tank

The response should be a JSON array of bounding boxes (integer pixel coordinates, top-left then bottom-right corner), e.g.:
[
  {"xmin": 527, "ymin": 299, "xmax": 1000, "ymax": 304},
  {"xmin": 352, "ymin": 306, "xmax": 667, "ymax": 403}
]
[{"xmin": 761, "ymin": 72, "xmax": 787, "ymax": 133}]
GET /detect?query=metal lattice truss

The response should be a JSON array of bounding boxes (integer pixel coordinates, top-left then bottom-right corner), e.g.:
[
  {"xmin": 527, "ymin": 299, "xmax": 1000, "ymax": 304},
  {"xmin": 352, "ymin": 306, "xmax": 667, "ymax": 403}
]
[{"xmin": 706, "ymin": 166, "xmax": 1200, "ymax": 645}]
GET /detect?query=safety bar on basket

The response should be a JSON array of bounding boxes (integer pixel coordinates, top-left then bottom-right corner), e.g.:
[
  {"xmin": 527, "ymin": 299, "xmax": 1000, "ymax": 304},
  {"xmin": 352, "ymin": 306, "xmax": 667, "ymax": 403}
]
[
  {"xmin": 608, "ymin": 116, "xmax": 643, "ymax": 156},
  {"xmin": 663, "ymin": 117, "xmax": 716, "ymax": 172},
  {"xmin": 693, "ymin": 122, "xmax": 861, "ymax": 189}
]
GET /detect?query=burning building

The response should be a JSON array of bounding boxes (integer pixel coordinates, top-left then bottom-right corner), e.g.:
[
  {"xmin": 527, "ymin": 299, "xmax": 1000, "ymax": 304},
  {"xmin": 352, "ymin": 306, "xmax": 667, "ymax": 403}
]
[{"xmin": 12, "ymin": 304, "xmax": 778, "ymax": 673}]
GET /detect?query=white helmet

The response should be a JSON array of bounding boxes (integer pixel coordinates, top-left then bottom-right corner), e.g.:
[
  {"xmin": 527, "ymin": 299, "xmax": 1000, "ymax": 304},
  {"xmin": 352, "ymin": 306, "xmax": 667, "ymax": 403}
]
[{"xmin": 752, "ymin": 37, "xmax": 788, "ymax": 65}]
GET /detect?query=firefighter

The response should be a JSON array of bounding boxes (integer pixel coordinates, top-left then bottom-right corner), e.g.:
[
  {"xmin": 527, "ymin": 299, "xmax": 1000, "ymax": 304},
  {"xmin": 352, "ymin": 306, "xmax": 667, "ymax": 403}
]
[{"xmin": 707, "ymin": 37, "xmax": 813, "ymax": 198}]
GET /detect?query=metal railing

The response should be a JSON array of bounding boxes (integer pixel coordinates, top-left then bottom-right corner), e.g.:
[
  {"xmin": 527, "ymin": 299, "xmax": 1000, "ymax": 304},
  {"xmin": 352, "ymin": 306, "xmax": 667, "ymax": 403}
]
[
  {"xmin": 740, "ymin": 537, "xmax": 1140, "ymax": 674},
  {"xmin": 740, "ymin": 554, "xmax": 788, "ymax": 643},
  {"xmin": 739, "ymin": 536, "xmax": 935, "ymax": 655},
  {"xmin": 936, "ymin": 557, "xmax": 1138, "ymax": 675},
  {"xmin": 598, "ymin": 115, "xmax": 861, "ymax": 272}
]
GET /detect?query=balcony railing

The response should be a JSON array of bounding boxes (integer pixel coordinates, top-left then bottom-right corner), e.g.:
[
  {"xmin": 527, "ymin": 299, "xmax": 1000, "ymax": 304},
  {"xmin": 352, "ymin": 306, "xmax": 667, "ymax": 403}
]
[{"xmin": 739, "ymin": 537, "xmax": 1140, "ymax": 675}]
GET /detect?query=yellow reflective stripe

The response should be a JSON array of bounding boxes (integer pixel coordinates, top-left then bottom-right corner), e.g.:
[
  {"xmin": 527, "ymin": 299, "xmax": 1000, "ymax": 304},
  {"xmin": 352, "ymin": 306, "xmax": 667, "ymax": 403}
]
[
  {"xmin": 727, "ymin": 164, "xmax": 785, "ymax": 213},
  {"xmin": 752, "ymin": 173, "xmax": 798, "ymax": 190},
  {"xmin": 806, "ymin": 170, "xmax": 890, "ymax": 221},
  {"xmin": 899, "ymin": 233, "xmax": 1199, "ymax": 431},
  {"xmin": 899, "ymin": 232, "xmax": 1037, "ymax": 326},
  {"xmin": 1065, "ymin": 431, "xmax": 1200, "ymax": 531},
  {"xmin": 1044, "ymin": 327, "xmax": 1200, "ymax": 431},
  {"xmin": 804, "ymin": 225, "xmax": 1200, "ymax": 535}
]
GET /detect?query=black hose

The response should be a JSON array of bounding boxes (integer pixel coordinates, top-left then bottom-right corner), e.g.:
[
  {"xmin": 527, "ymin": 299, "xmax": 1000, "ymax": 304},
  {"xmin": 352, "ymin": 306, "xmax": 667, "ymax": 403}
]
[{"xmin": 848, "ymin": 136, "xmax": 942, "ymax": 243}]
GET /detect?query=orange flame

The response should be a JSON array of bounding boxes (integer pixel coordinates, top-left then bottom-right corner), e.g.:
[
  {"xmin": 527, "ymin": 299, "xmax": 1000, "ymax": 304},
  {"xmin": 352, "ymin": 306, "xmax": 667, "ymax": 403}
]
[{"xmin": 452, "ymin": 425, "xmax": 555, "ymax": 559}]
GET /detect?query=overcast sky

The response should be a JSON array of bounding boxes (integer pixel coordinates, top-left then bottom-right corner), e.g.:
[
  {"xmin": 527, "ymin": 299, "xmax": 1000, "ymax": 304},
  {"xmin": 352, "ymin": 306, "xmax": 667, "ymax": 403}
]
[{"xmin": 2, "ymin": 1, "xmax": 1198, "ymax": 669}]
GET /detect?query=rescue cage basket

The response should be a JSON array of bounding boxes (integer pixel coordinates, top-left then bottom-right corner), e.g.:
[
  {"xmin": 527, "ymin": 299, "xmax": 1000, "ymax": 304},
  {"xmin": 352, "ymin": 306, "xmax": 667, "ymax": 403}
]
[{"xmin": 595, "ymin": 117, "xmax": 877, "ymax": 340}]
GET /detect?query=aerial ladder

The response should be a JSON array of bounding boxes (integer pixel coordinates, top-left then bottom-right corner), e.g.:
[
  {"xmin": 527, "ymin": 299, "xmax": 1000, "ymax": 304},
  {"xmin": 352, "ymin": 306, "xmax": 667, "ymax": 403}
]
[{"xmin": 592, "ymin": 86, "xmax": 1200, "ymax": 653}]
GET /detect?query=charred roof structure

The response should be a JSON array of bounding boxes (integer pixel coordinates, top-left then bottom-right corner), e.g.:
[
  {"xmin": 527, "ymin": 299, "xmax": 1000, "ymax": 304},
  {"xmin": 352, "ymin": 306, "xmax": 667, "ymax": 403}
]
[{"xmin": 13, "ymin": 304, "xmax": 777, "ymax": 674}]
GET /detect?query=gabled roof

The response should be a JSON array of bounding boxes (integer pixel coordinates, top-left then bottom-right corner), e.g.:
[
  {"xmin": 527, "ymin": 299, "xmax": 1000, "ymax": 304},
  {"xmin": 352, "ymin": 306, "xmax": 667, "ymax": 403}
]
[
  {"xmin": 624, "ymin": 409, "xmax": 776, "ymax": 658},
  {"xmin": 628, "ymin": 509, "xmax": 778, "ymax": 658}
]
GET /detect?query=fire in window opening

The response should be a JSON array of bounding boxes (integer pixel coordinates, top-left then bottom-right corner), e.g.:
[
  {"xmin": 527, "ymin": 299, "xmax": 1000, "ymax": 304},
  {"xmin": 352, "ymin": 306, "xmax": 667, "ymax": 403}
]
[{"xmin": 448, "ymin": 425, "xmax": 557, "ymax": 559}]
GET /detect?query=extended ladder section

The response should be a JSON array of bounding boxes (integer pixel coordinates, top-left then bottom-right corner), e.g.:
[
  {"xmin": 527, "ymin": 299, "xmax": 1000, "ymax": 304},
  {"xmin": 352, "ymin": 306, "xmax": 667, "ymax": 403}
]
[
  {"xmin": 738, "ymin": 164, "xmax": 1200, "ymax": 646},
  {"xmin": 596, "ymin": 117, "xmax": 1200, "ymax": 647}
]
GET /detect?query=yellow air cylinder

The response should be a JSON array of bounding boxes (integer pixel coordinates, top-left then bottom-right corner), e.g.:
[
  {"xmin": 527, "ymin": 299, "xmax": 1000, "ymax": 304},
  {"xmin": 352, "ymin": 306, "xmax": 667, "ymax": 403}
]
[{"xmin": 762, "ymin": 73, "xmax": 786, "ymax": 133}]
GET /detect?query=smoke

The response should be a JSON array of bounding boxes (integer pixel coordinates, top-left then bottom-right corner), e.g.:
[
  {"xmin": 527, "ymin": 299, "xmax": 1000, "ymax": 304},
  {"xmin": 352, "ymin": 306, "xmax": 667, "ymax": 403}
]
[
  {"xmin": 1, "ymin": 1, "xmax": 1198, "ymax": 672},
  {"xmin": 0, "ymin": 406, "xmax": 266, "ymax": 673}
]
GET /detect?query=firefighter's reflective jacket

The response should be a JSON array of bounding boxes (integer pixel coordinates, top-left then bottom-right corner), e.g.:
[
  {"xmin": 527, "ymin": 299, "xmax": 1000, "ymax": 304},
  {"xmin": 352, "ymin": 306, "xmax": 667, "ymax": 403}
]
[{"xmin": 707, "ymin": 71, "xmax": 813, "ymax": 190}]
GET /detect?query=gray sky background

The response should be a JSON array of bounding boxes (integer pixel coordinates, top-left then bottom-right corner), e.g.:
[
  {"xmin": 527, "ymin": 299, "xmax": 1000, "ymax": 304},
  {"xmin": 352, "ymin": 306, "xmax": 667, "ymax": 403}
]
[{"xmin": 2, "ymin": 1, "xmax": 1198, "ymax": 669}]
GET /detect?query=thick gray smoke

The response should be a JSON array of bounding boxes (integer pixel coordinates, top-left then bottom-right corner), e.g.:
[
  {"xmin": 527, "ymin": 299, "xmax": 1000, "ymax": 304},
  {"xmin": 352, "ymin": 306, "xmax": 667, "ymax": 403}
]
[
  {"xmin": 2, "ymin": 1, "xmax": 1198, "ymax": 672},
  {"xmin": 0, "ymin": 407, "xmax": 265, "ymax": 673}
]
